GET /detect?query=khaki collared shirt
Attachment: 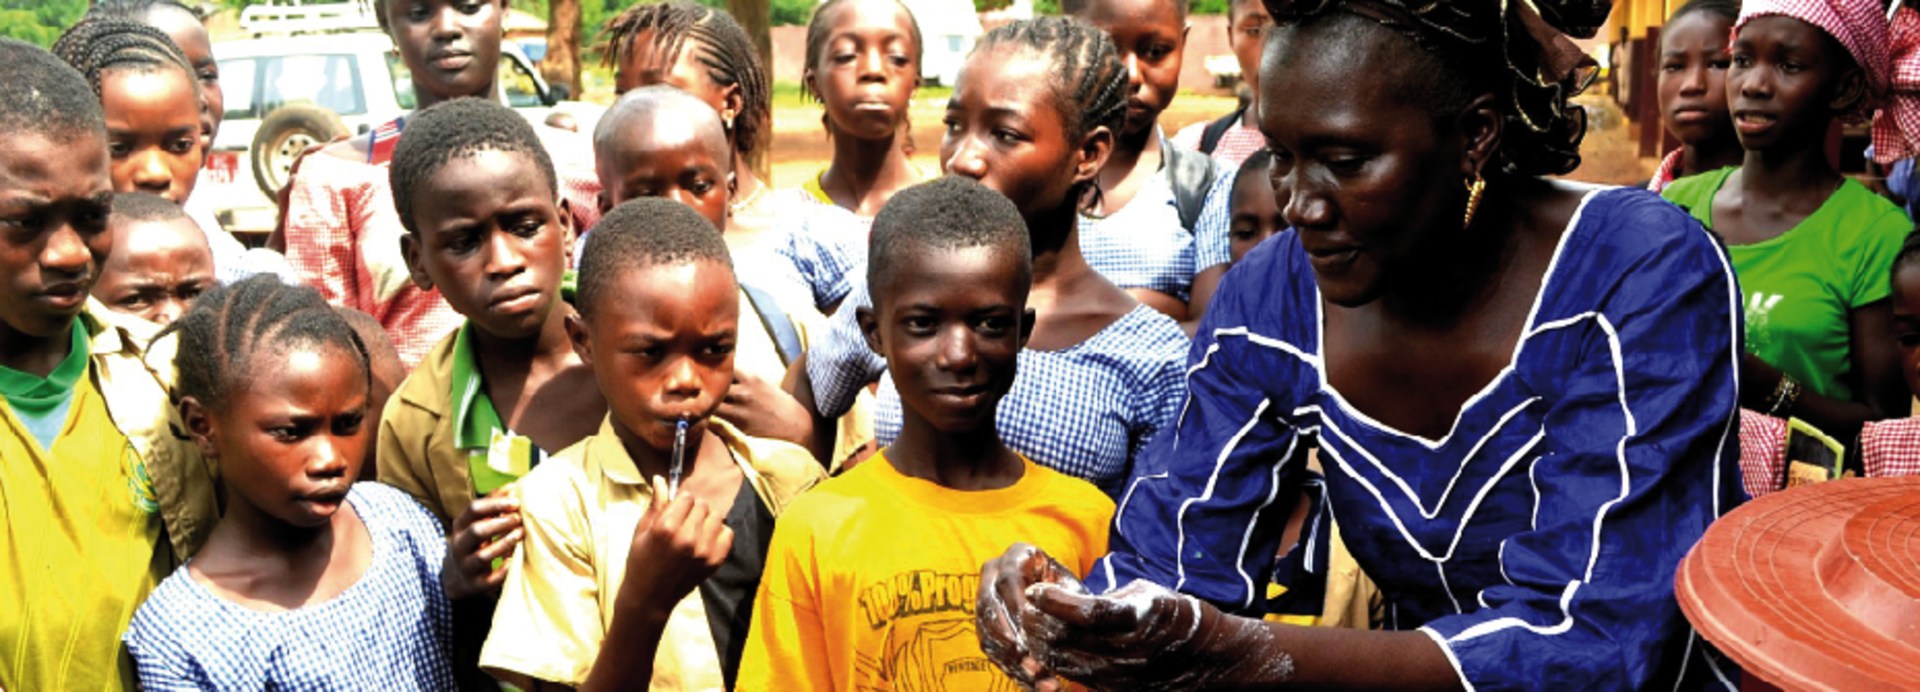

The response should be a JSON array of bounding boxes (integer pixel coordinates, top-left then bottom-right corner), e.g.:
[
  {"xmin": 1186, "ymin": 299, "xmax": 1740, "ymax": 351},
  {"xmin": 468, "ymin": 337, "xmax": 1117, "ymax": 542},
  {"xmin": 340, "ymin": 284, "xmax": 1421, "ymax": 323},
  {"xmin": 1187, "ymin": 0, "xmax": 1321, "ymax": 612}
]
[
  {"xmin": 377, "ymin": 330, "xmax": 476, "ymax": 530},
  {"xmin": 479, "ymin": 416, "xmax": 823, "ymax": 690},
  {"xmin": 90, "ymin": 300, "xmax": 219, "ymax": 562}
]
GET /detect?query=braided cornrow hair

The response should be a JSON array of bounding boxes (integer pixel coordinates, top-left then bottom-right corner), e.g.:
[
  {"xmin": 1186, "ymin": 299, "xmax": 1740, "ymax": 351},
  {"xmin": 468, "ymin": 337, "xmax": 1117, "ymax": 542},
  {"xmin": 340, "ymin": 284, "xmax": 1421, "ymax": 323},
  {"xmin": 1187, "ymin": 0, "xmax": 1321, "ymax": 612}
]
[
  {"xmin": 53, "ymin": 17, "xmax": 198, "ymax": 99},
  {"xmin": 973, "ymin": 17, "xmax": 1129, "ymax": 208},
  {"xmin": 601, "ymin": 2, "xmax": 771, "ymax": 160},
  {"xmin": 976, "ymin": 16, "xmax": 1127, "ymax": 145},
  {"xmin": 159, "ymin": 275, "xmax": 372, "ymax": 413}
]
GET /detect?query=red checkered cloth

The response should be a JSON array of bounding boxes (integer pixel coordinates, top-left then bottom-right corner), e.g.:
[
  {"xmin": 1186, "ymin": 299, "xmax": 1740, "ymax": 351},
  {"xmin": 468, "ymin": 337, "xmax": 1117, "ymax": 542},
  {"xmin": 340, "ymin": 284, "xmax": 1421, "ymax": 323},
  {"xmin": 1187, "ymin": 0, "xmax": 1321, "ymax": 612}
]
[
  {"xmin": 1171, "ymin": 115, "xmax": 1270, "ymax": 168},
  {"xmin": 1646, "ymin": 148, "xmax": 1686, "ymax": 193},
  {"xmin": 1737, "ymin": 0, "xmax": 1892, "ymax": 124},
  {"xmin": 281, "ymin": 119, "xmax": 604, "ymax": 370},
  {"xmin": 1873, "ymin": 8, "xmax": 1920, "ymax": 163},
  {"xmin": 1738, "ymin": 408, "xmax": 1790, "ymax": 500},
  {"xmin": 1857, "ymin": 416, "xmax": 1920, "ymax": 477}
]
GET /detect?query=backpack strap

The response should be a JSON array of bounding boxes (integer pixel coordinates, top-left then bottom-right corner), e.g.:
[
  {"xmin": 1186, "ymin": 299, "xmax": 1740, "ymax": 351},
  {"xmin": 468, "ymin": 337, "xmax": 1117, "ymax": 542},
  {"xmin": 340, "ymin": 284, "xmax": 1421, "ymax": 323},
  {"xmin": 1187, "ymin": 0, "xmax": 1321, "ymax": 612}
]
[
  {"xmin": 1162, "ymin": 138, "xmax": 1218, "ymax": 232},
  {"xmin": 1198, "ymin": 106, "xmax": 1244, "ymax": 156},
  {"xmin": 740, "ymin": 282, "xmax": 803, "ymax": 367}
]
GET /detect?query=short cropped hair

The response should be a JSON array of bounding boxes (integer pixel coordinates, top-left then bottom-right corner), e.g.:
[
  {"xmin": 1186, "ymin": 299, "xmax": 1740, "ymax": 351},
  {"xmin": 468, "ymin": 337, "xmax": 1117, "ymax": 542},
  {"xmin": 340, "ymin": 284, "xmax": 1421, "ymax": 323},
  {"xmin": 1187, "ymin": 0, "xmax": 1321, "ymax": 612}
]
[
  {"xmin": 0, "ymin": 38, "xmax": 106, "ymax": 142},
  {"xmin": 592, "ymin": 84, "xmax": 731, "ymax": 168},
  {"xmin": 868, "ymin": 176, "xmax": 1031, "ymax": 296},
  {"xmin": 575, "ymin": 197, "xmax": 734, "ymax": 321},
  {"xmin": 388, "ymin": 97, "xmax": 558, "ymax": 234},
  {"xmin": 112, "ymin": 191, "xmax": 192, "ymax": 224}
]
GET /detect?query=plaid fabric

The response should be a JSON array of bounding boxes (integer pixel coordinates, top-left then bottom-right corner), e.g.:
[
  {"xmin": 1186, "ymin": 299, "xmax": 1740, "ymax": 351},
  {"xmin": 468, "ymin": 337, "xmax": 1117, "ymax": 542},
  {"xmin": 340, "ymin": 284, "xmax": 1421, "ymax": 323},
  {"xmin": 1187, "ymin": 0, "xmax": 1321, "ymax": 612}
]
[
  {"xmin": 1738, "ymin": 0, "xmax": 1892, "ymax": 124},
  {"xmin": 1079, "ymin": 167, "xmax": 1202, "ymax": 300},
  {"xmin": 1647, "ymin": 149, "xmax": 1686, "ymax": 193},
  {"xmin": 1873, "ymin": 8, "xmax": 1920, "ymax": 163},
  {"xmin": 1857, "ymin": 416, "xmax": 1920, "ymax": 477},
  {"xmin": 1171, "ymin": 115, "xmax": 1270, "ymax": 168},
  {"xmin": 1192, "ymin": 161, "xmax": 1243, "ymax": 273},
  {"xmin": 807, "ymin": 272, "xmax": 1189, "ymax": 497},
  {"xmin": 283, "ymin": 119, "xmax": 604, "ymax": 368},
  {"xmin": 1737, "ymin": 408, "xmax": 1789, "ymax": 499},
  {"xmin": 123, "ymin": 484, "xmax": 456, "ymax": 690}
]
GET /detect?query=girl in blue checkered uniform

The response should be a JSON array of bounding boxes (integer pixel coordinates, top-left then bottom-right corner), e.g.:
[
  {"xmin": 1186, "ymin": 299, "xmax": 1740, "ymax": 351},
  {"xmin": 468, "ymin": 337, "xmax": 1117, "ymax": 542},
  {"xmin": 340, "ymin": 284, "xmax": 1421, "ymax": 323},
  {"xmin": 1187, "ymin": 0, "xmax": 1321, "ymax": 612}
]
[
  {"xmin": 124, "ymin": 277, "xmax": 454, "ymax": 691},
  {"xmin": 799, "ymin": 17, "xmax": 1190, "ymax": 497}
]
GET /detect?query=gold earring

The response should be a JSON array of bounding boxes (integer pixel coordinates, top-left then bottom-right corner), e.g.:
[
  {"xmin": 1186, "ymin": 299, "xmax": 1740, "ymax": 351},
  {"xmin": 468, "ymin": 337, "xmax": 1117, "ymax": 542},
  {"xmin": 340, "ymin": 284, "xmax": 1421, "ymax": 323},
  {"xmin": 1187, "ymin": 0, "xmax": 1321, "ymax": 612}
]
[{"xmin": 1462, "ymin": 172, "xmax": 1486, "ymax": 229}]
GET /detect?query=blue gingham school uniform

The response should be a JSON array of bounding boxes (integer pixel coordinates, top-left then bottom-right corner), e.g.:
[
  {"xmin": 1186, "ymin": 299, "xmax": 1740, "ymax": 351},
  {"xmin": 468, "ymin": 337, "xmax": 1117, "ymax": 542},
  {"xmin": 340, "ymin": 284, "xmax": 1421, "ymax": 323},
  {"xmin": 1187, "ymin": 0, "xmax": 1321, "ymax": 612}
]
[{"xmin": 124, "ymin": 483, "xmax": 456, "ymax": 691}]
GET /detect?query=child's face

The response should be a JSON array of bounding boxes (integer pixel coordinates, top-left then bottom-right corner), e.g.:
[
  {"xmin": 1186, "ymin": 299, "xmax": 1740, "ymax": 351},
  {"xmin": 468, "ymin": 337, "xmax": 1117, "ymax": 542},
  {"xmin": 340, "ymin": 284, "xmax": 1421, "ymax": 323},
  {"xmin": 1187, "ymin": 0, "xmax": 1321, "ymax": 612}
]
[
  {"xmin": 807, "ymin": 0, "xmax": 920, "ymax": 141},
  {"xmin": 1658, "ymin": 11, "xmax": 1734, "ymax": 149},
  {"xmin": 404, "ymin": 149, "xmax": 570, "ymax": 339},
  {"xmin": 385, "ymin": 0, "xmax": 505, "ymax": 104},
  {"xmin": 146, "ymin": 6, "xmax": 223, "ymax": 149},
  {"xmin": 859, "ymin": 245, "xmax": 1030, "ymax": 433},
  {"xmin": 570, "ymin": 260, "xmax": 738, "ymax": 453},
  {"xmin": 92, "ymin": 216, "xmax": 214, "ymax": 326},
  {"xmin": 1227, "ymin": 0, "xmax": 1270, "ymax": 102},
  {"xmin": 616, "ymin": 33, "xmax": 741, "ymax": 131},
  {"xmin": 1228, "ymin": 168, "xmax": 1281, "ymax": 265},
  {"xmin": 0, "ymin": 132, "xmax": 114, "ymax": 340},
  {"xmin": 196, "ymin": 344, "xmax": 368, "ymax": 529},
  {"xmin": 942, "ymin": 48, "xmax": 1091, "ymax": 220},
  {"xmin": 1727, "ymin": 15, "xmax": 1856, "ymax": 153},
  {"xmin": 1892, "ymin": 264, "xmax": 1920, "ymax": 400},
  {"xmin": 103, "ymin": 69, "xmax": 204, "ymax": 204},
  {"xmin": 1074, "ymin": 0, "xmax": 1186, "ymax": 137},
  {"xmin": 596, "ymin": 109, "xmax": 734, "ymax": 231}
]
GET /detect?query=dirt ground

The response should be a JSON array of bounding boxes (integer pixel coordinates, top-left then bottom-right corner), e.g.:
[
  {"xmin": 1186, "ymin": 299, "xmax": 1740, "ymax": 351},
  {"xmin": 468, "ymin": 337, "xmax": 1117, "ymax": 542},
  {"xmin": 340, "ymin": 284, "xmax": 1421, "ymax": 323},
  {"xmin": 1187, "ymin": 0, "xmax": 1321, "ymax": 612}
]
[{"xmin": 761, "ymin": 89, "xmax": 1657, "ymax": 189}]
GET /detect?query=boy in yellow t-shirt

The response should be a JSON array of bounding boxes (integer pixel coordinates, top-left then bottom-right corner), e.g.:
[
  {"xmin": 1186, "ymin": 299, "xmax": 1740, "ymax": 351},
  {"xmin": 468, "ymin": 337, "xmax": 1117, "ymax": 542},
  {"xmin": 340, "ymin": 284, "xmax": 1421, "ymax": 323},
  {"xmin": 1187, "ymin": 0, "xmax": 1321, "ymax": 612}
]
[
  {"xmin": 0, "ymin": 39, "xmax": 215, "ymax": 692},
  {"xmin": 479, "ymin": 198, "xmax": 824, "ymax": 691},
  {"xmin": 738, "ymin": 177, "xmax": 1115, "ymax": 691}
]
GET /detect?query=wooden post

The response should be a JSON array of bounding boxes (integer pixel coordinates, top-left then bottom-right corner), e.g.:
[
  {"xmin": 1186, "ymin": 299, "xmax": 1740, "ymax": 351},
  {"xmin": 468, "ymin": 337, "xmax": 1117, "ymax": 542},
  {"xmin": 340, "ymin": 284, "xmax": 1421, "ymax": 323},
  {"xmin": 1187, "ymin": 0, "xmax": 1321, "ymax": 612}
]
[
  {"xmin": 541, "ymin": 0, "xmax": 584, "ymax": 98},
  {"xmin": 727, "ymin": 0, "xmax": 773, "ymax": 179}
]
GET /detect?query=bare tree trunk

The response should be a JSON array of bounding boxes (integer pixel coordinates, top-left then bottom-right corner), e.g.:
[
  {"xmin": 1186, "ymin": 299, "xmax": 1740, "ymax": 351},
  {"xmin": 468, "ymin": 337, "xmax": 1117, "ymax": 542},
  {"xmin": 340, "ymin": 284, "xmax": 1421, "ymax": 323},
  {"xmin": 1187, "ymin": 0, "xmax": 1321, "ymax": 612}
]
[
  {"xmin": 726, "ymin": 0, "xmax": 772, "ymax": 179},
  {"xmin": 541, "ymin": 0, "xmax": 584, "ymax": 98}
]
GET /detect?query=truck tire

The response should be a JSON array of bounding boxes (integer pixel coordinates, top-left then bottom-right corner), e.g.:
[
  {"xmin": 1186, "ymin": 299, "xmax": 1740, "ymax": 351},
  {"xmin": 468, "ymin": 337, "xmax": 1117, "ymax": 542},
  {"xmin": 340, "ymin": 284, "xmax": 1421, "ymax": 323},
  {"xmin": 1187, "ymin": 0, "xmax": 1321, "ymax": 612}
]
[{"xmin": 251, "ymin": 103, "xmax": 348, "ymax": 198}]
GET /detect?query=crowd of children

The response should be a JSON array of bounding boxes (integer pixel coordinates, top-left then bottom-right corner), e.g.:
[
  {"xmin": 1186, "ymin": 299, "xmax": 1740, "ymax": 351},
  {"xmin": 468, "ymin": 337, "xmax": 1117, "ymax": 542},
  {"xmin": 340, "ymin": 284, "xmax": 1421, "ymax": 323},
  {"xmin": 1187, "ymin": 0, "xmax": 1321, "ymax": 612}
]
[{"xmin": 7, "ymin": 0, "xmax": 1920, "ymax": 689}]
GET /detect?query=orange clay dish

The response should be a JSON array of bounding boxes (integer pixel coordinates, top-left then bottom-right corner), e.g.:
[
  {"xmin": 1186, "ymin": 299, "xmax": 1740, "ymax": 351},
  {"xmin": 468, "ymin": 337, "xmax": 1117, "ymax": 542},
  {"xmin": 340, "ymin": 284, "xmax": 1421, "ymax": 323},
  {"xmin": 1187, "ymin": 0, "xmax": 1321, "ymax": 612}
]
[{"xmin": 1676, "ymin": 477, "xmax": 1920, "ymax": 691}]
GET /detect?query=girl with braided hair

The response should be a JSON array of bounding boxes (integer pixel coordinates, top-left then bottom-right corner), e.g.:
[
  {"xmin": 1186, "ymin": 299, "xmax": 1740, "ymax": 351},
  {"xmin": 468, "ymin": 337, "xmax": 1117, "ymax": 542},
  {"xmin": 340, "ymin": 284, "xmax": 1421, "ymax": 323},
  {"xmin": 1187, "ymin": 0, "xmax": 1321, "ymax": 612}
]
[
  {"xmin": 280, "ymin": 0, "xmax": 601, "ymax": 368},
  {"xmin": 978, "ymin": 1, "xmax": 1748, "ymax": 689},
  {"xmin": 1662, "ymin": 0, "xmax": 1912, "ymax": 448},
  {"xmin": 797, "ymin": 16, "xmax": 1188, "ymax": 501},
  {"xmin": 58, "ymin": 14, "xmax": 300, "ymax": 287},
  {"xmin": 86, "ymin": 1, "xmax": 222, "ymax": 158},
  {"xmin": 601, "ymin": 1, "xmax": 779, "ymax": 247},
  {"xmin": 55, "ymin": 18, "xmax": 204, "ymax": 211},
  {"xmin": 123, "ymin": 276, "xmax": 456, "ymax": 689}
]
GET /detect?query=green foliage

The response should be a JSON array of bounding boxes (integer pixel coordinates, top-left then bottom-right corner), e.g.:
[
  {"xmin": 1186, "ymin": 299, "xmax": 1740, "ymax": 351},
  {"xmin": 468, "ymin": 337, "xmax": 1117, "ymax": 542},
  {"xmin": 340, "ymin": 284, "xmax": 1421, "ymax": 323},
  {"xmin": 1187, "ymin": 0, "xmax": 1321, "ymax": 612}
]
[
  {"xmin": 0, "ymin": 0, "xmax": 87, "ymax": 47},
  {"xmin": 974, "ymin": 0, "xmax": 1013, "ymax": 10},
  {"xmin": 1034, "ymin": 0, "xmax": 1059, "ymax": 13},
  {"xmin": 771, "ymin": 0, "xmax": 811, "ymax": 26},
  {"xmin": 1191, "ymin": 0, "xmax": 1229, "ymax": 14}
]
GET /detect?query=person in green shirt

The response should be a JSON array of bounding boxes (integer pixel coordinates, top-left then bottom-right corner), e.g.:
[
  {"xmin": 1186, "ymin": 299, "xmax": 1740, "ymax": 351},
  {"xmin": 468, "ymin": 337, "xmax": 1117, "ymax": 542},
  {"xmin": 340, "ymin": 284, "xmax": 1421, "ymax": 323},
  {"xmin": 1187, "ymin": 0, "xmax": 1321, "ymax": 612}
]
[
  {"xmin": 1662, "ymin": 5, "xmax": 1911, "ymax": 442},
  {"xmin": 0, "ymin": 38, "xmax": 217, "ymax": 692}
]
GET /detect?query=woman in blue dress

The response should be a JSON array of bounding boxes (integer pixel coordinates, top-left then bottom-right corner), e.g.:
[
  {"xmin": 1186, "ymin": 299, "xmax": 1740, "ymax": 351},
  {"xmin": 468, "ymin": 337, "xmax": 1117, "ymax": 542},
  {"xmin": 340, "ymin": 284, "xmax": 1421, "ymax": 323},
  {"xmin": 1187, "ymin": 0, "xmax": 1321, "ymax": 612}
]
[{"xmin": 976, "ymin": 1, "xmax": 1747, "ymax": 690}]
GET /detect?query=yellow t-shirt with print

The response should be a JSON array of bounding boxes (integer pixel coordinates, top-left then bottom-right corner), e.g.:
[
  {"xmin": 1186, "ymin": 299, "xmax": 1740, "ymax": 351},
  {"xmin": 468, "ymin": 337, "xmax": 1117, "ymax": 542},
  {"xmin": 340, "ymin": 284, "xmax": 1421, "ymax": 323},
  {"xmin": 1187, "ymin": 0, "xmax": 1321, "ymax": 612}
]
[
  {"xmin": 0, "ymin": 372, "xmax": 167, "ymax": 692},
  {"xmin": 737, "ymin": 453, "xmax": 1113, "ymax": 692}
]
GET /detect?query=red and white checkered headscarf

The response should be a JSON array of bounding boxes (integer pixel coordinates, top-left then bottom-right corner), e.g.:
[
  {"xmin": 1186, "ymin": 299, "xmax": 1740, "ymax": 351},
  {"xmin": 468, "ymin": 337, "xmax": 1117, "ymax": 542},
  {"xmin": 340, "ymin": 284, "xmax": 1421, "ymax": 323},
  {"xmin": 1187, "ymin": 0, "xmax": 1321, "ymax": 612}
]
[
  {"xmin": 1872, "ymin": 8, "xmax": 1920, "ymax": 163},
  {"xmin": 1736, "ymin": 0, "xmax": 1891, "ymax": 124}
]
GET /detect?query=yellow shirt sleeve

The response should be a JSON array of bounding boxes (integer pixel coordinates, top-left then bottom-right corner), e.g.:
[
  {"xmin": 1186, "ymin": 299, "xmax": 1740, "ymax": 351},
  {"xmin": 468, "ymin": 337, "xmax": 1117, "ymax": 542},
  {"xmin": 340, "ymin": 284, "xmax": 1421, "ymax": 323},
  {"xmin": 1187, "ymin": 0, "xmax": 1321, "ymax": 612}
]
[
  {"xmin": 479, "ymin": 467, "xmax": 604, "ymax": 688},
  {"xmin": 738, "ymin": 508, "xmax": 837, "ymax": 691}
]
